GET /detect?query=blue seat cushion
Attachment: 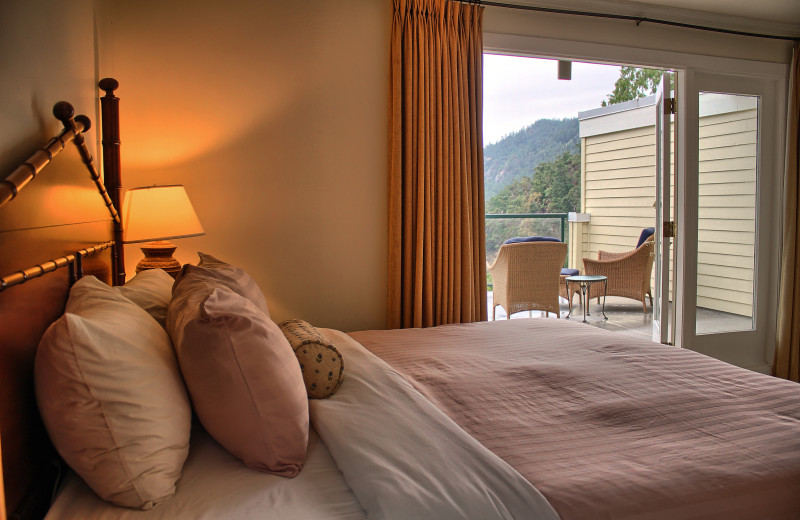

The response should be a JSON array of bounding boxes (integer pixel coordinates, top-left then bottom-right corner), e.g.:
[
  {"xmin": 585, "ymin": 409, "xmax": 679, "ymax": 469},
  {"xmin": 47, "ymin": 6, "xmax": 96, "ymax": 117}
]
[
  {"xmin": 560, "ymin": 268, "xmax": 579, "ymax": 276},
  {"xmin": 636, "ymin": 227, "xmax": 655, "ymax": 248},
  {"xmin": 503, "ymin": 236, "xmax": 561, "ymax": 245}
]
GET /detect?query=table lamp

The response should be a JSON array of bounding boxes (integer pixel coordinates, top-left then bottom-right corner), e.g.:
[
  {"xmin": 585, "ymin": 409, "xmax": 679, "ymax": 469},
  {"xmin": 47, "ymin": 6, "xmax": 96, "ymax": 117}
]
[{"xmin": 122, "ymin": 185, "xmax": 205, "ymax": 277}]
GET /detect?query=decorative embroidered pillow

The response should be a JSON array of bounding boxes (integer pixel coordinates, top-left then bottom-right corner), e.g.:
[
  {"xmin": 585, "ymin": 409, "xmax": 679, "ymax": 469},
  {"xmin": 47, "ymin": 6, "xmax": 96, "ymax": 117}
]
[
  {"xmin": 167, "ymin": 275, "xmax": 308, "ymax": 476},
  {"xmin": 35, "ymin": 276, "xmax": 191, "ymax": 510},
  {"xmin": 174, "ymin": 252, "xmax": 270, "ymax": 316},
  {"xmin": 279, "ymin": 319, "xmax": 344, "ymax": 399},
  {"xmin": 114, "ymin": 268, "xmax": 175, "ymax": 327}
]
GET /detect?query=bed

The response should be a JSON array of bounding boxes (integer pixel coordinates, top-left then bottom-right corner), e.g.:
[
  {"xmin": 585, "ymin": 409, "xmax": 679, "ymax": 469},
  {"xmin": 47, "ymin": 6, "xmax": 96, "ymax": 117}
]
[{"xmin": 2, "ymin": 81, "xmax": 800, "ymax": 520}]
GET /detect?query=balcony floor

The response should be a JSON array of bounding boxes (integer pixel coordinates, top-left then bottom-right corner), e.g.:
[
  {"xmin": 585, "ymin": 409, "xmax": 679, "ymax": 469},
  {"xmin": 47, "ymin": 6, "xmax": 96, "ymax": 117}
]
[{"xmin": 487, "ymin": 291, "xmax": 752, "ymax": 341}]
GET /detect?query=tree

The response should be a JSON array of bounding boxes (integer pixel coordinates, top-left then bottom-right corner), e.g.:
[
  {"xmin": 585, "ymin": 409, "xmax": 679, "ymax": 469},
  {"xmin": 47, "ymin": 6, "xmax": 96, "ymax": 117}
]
[
  {"xmin": 602, "ymin": 67, "xmax": 664, "ymax": 106},
  {"xmin": 530, "ymin": 151, "xmax": 580, "ymax": 214}
]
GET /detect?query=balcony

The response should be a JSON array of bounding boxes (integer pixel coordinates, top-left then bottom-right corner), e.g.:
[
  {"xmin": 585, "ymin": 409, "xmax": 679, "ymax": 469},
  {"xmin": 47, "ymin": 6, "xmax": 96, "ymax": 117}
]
[
  {"xmin": 486, "ymin": 92, "xmax": 758, "ymax": 337},
  {"xmin": 486, "ymin": 213, "xmax": 752, "ymax": 339}
]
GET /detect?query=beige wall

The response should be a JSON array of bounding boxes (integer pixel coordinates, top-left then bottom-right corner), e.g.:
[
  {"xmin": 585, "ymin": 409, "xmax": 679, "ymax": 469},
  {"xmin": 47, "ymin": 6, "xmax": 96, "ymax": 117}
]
[
  {"xmin": 0, "ymin": 0, "xmax": 97, "ymax": 176},
  {"xmin": 95, "ymin": 0, "xmax": 391, "ymax": 331}
]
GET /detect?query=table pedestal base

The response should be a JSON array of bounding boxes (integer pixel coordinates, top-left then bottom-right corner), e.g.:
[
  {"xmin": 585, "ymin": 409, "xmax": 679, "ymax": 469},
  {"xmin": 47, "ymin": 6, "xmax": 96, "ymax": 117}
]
[{"xmin": 565, "ymin": 276, "xmax": 608, "ymax": 323}]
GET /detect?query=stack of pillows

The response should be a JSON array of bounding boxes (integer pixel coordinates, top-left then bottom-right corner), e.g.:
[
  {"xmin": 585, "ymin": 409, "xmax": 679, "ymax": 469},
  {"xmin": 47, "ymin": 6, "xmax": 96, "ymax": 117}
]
[{"xmin": 34, "ymin": 253, "xmax": 343, "ymax": 510}]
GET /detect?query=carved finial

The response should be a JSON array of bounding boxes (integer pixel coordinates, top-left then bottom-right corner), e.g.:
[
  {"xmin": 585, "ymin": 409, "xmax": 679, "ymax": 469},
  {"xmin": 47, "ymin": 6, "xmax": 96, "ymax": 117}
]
[
  {"xmin": 99, "ymin": 78, "xmax": 119, "ymax": 96},
  {"xmin": 52, "ymin": 101, "xmax": 74, "ymax": 123},
  {"xmin": 74, "ymin": 115, "xmax": 92, "ymax": 132}
]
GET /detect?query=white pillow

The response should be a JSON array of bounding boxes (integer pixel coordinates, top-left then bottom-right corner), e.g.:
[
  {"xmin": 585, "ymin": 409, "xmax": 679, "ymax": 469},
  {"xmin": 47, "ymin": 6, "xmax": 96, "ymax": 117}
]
[
  {"xmin": 114, "ymin": 268, "xmax": 175, "ymax": 327},
  {"xmin": 35, "ymin": 276, "xmax": 191, "ymax": 510}
]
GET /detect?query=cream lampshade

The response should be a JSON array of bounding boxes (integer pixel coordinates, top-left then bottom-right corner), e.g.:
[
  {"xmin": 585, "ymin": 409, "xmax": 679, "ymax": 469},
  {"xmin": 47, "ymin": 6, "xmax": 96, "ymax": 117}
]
[{"xmin": 122, "ymin": 185, "xmax": 205, "ymax": 277}]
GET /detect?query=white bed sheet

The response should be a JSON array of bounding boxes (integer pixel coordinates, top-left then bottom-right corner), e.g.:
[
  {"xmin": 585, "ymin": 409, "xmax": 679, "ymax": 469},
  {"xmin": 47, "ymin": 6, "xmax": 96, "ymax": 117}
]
[
  {"xmin": 312, "ymin": 329, "xmax": 559, "ymax": 520},
  {"xmin": 45, "ymin": 427, "xmax": 366, "ymax": 520}
]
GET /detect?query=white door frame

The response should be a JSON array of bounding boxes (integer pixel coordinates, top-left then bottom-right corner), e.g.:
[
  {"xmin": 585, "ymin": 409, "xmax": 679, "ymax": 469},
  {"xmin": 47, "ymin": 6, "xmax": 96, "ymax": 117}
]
[
  {"xmin": 653, "ymin": 72, "xmax": 674, "ymax": 345},
  {"xmin": 484, "ymin": 32, "xmax": 787, "ymax": 371}
]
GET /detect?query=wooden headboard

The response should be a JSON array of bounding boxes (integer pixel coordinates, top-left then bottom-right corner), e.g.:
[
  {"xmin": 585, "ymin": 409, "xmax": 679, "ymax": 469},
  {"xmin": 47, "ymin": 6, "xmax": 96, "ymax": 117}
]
[{"xmin": 0, "ymin": 79, "xmax": 124, "ymax": 520}]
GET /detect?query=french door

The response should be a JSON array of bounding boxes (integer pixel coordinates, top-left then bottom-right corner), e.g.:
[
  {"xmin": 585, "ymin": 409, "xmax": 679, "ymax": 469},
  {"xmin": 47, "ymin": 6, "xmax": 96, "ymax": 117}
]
[
  {"xmin": 653, "ymin": 72, "xmax": 675, "ymax": 345},
  {"xmin": 669, "ymin": 71, "xmax": 783, "ymax": 371}
]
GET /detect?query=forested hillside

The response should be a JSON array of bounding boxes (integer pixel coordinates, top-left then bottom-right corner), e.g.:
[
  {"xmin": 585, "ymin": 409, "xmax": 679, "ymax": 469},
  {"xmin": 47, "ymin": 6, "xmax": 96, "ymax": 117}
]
[
  {"xmin": 485, "ymin": 151, "xmax": 581, "ymax": 263},
  {"xmin": 484, "ymin": 118, "xmax": 579, "ymax": 200}
]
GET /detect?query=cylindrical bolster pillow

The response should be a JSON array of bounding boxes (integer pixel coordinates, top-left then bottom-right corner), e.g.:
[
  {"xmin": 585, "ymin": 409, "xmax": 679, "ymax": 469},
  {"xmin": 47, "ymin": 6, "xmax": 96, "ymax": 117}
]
[{"xmin": 278, "ymin": 319, "xmax": 344, "ymax": 399}]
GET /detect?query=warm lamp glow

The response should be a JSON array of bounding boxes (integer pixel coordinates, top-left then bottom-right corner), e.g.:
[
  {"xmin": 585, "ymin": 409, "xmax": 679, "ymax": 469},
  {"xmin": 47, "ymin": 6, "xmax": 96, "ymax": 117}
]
[
  {"xmin": 122, "ymin": 185, "xmax": 205, "ymax": 277},
  {"xmin": 122, "ymin": 185, "xmax": 204, "ymax": 243}
]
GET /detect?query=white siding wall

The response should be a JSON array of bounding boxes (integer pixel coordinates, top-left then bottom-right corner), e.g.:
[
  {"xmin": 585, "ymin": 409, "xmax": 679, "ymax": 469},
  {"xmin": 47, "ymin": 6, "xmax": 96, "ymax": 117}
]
[
  {"xmin": 580, "ymin": 94, "xmax": 757, "ymax": 317},
  {"xmin": 697, "ymin": 103, "xmax": 757, "ymax": 316},
  {"xmin": 582, "ymin": 127, "xmax": 657, "ymax": 258}
]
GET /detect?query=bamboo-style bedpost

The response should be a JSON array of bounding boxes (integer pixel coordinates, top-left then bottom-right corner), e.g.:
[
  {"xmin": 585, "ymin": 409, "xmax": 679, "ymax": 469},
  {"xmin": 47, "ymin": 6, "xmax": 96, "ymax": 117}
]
[
  {"xmin": 0, "ymin": 241, "xmax": 114, "ymax": 292},
  {"xmin": 99, "ymin": 78, "xmax": 126, "ymax": 286},
  {"xmin": 0, "ymin": 91, "xmax": 128, "ymax": 291},
  {"xmin": 51, "ymin": 102, "xmax": 120, "ymax": 227},
  {"xmin": 0, "ymin": 111, "xmax": 89, "ymax": 209}
]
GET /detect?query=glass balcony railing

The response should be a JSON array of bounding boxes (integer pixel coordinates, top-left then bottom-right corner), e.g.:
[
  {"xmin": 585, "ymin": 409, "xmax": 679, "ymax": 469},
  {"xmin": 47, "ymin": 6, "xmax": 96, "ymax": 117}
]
[{"xmin": 485, "ymin": 213, "xmax": 569, "ymax": 289}]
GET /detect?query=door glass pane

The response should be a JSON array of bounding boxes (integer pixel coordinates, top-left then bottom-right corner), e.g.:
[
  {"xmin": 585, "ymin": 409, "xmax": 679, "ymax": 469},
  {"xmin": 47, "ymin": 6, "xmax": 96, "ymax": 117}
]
[{"xmin": 696, "ymin": 92, "xmax": 758, "ymax": 334}]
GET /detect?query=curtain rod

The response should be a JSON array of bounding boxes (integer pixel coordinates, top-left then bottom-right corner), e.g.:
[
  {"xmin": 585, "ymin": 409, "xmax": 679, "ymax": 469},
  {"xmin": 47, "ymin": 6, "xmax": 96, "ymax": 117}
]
[{"xmin": 458, "ymin": 0, "xmax": 798, "ymax": 42}]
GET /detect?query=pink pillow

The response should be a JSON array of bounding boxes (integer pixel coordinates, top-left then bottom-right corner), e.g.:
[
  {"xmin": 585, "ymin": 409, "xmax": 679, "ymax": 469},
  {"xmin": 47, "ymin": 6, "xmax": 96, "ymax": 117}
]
[
  {"xmin": 174, "ymin": 252, "xmax": 270, "ymax": 316},
  {"xmin": 167, "ymin": 276, "xmax": 308, "ymax": 476}
]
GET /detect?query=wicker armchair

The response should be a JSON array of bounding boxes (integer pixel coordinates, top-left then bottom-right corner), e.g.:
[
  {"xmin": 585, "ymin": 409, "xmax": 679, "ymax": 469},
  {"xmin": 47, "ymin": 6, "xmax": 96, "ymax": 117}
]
[
  {"xmin": 489, "ymin": 241, "xmax": 567, "ymax": 320},
  {"xmin": 582, "ymin": 232, "xmax": 655, "ymax": 313}
]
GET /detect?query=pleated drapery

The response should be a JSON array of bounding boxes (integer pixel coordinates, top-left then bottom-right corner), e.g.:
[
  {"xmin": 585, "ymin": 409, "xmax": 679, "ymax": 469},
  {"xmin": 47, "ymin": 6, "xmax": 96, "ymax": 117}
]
[
  {"xmin": 388, "ymin": 0, "xmax": 486, "ymax": 329},
  {"xmin": 775, "ymin": 42, "xmax": 800, "ymax": 381}
]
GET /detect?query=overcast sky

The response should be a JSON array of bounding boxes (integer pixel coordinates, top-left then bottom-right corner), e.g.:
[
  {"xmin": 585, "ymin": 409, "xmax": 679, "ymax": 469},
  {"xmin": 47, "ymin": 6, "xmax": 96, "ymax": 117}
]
[{"xmin": 483, "ymin": 54, "xmax": 622, "ymax": 146}]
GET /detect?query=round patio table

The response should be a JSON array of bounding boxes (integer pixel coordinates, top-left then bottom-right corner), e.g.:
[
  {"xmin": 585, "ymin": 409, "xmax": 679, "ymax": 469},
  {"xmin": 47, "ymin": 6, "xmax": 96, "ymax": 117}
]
[{"xmin": 565, "ymin": 275, "xmax": 608, "ymax": 323}]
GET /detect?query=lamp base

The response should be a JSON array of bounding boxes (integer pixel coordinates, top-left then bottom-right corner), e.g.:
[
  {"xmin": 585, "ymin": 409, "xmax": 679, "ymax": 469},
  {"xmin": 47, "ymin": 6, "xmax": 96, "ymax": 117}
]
[{"xmin": 136, "ymin": 240, "xmax": 182, "ymax": 278}]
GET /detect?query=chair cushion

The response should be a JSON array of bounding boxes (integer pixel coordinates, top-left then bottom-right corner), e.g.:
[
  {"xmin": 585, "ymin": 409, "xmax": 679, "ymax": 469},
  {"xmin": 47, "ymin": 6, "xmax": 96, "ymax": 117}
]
[
  {"xmin": 637, "ymin": 227, "xmax": 656, "ymax": 248},
  {"xmin": 560, "ymin": 268, "xmax": 580, "ymax": 276},
  {"xmin": 503, "ymin": 236, "xmax": 561, "ymax": 244}
]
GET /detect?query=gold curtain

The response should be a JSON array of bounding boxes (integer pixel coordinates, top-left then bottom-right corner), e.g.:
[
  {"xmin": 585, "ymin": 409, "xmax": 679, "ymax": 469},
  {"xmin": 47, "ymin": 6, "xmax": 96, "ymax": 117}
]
[
  {"xmin": 388, "ymin": 0, "xmax": 486, "ymax": 329},
  {"xmin": 775, "ymin": 42, "xmax": 800, "ymax": 381}
]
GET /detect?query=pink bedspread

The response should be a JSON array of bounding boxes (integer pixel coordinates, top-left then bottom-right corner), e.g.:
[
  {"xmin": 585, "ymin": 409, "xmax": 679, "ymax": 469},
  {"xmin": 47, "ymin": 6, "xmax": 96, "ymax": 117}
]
[{"xmin": 350, "ymin": 319, "xmax": 800, "ymax": 520}]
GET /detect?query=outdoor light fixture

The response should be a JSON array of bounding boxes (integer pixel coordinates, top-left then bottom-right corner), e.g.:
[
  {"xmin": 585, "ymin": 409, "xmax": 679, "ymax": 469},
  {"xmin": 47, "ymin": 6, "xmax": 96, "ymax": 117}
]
[{"xmin": 558, "ymin": 60, "xmax": 572, "ymax": 80}]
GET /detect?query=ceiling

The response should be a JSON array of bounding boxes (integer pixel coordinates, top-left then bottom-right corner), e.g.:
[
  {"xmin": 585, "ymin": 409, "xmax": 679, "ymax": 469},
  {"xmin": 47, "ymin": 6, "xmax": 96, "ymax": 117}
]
[{"xmin": 513, "ymin": 0, "xmax": 800, "ymax": 38}]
